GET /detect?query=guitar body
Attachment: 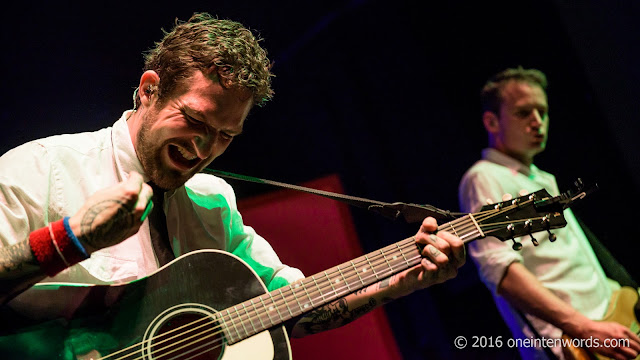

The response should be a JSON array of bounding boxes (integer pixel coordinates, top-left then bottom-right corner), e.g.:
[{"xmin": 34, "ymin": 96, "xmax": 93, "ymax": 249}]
[
  {"xmin": 0, "ymin": 250, "xmax": 291, "ymax": 360},
  {"xmin": 563, "ymin": 286, "xmax": 640, "ymax": 360}
]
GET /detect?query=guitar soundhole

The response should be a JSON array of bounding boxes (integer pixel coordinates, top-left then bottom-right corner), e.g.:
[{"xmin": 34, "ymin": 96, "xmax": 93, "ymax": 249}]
[{"xmin": 145, "ymin": 305, "xmax": 224, "ymax": 360}]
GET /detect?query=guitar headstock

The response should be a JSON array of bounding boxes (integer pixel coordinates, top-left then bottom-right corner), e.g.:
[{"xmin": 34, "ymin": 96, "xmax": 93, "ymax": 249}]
[{"xmin": 476, "ymin": 189, "xmax": 571, "ymax": 250}]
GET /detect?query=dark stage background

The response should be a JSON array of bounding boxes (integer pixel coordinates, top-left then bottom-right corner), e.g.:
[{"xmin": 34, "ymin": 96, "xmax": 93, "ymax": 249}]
[{"xmin": 2, "ymin": 1, "xmax": 639, "ymax": 359}]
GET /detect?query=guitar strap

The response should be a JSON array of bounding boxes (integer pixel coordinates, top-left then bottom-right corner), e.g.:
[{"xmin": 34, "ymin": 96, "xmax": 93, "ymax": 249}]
[
  {"xmin": 517, "ymin": 309, "xmax": 560, "ymax": 360},
  {"xmin": 147, "ymin": 182, "xmax": 175, "ymax": 267},
  {"xmin": 575, "ymin": 217, "xmax": 638, "ymax": 289},
  {"xmin": 200, "ymin": 168, "xmax": 462, "ymax": 223}
]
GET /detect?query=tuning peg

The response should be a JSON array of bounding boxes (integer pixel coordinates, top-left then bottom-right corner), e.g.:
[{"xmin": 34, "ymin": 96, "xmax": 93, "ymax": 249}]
[
  {"xmin": 521, "ymin": 219, "xmax": 539, "ymax": 246},
  {"xmin": 511, "ymin": 239, "xmax": 523, "ymax": 251},
  {"xmin": 542, "ymin": 215, "xmax": 557, "ymax": 242},
  {"xmin": 506, "ymin": 223, "xmax": 522, "ymax": 251},
  {"xmin": 524, "ymin": 219, "xmax": 533, "ymax": 230},
  {"xmin": 507, "ymin": 224, "xmax": 522, "ymax": 251}
]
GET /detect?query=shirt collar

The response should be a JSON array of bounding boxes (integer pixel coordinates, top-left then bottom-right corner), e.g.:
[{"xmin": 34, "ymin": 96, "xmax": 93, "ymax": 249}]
[
  {"xmin": 481, "ymin": 148, "xmax": 540, "ymax": 177},
  {"xmin": 112, "ymin": 110, "xmax": 148, "ymax": 183}
]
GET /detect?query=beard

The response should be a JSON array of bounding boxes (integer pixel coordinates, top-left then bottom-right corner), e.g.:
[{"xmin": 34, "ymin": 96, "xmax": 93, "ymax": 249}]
[{"xmin": 136, "ymin": 110, "xmax": 196, "ymax": 190}]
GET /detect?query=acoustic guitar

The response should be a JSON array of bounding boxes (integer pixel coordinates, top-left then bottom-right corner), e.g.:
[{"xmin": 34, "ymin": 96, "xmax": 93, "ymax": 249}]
[{"xmin": 0, "ymin": 189, "xmax": 577, "ymax": 359}]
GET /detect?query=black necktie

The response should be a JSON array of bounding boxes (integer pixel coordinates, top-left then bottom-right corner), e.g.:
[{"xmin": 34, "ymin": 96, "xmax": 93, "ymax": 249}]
[{"xmin": 147, "ymin": 182, "xmax": 175, "ymax": 267}]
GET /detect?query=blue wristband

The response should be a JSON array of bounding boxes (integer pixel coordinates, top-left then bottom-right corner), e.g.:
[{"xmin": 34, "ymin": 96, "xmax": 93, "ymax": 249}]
[{"xmin": 63, "ymin": 216, "xmax": 89, "ymax": 259}]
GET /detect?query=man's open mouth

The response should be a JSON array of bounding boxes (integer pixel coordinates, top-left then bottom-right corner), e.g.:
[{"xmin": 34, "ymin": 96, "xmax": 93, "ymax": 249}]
[{"xmin": 168, "ymin": 144, "xmax": 199, "ymax": 170}]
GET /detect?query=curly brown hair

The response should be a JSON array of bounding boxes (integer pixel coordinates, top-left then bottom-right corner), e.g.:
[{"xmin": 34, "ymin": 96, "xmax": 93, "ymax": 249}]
[
  {"xmin": 481, "ymin": 67, "xmax": 547, "ymax": 114},
  {"xmin": 136, "ymin": 12, "xmax": 274, "ymax": 108}
]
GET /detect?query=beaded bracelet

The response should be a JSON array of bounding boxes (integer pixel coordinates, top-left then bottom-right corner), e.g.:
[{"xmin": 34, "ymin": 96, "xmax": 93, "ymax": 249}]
[{"xmin": 29, "ymin": 217, "xmax": 89, "ymax": 277}]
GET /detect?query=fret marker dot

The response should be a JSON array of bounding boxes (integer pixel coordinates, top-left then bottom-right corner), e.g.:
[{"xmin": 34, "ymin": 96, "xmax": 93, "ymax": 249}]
[
  {"xmin": 362, "ymin": 267, "xmax": 367, "ymax": 273},
  {"xmin": 335, "ymin": 278, "xmax": 340, "ymax": 284},
  {"xmin": 304, "ymin": 304, "xmax": 309, "ymax": 309},
  {"xmin": 393, "ymin": 256, "xmax": 397, "ymax": 260},
  {"xmin": 269, "ymin": 306, "xmax": 274, "ymax": 311}
]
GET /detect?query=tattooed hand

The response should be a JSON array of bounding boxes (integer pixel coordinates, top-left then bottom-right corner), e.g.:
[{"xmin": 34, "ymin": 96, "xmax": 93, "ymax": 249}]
[
  {"xmin": 395, "ymin": 217, "xmax": 466, "ymax": 296},
  {"xmin": 67, "ymin": 172, "xmax": 153, "ymax": 254},
  {"xmin": 290, "ymin": 217, "xmax": 466, "ymax": 337}
]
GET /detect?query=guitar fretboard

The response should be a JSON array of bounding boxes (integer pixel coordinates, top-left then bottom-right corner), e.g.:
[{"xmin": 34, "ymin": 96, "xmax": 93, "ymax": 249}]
[{"xmin": 218, "ymin": 213, "xmax": 482, "ymax": 344}]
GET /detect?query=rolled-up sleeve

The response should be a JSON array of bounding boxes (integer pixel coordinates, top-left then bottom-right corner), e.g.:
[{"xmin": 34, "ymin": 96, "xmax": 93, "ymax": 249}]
[
  {"xmin": 0, "ymin": 142, "xmax": 58, "ymax": 248},
  {"xmin": 459, "ymin": 170, "xmax": 522, "ymax": 294},
  {"xmin": 176, "ymin": 174, "xmax": 304, "ymax": 291}
]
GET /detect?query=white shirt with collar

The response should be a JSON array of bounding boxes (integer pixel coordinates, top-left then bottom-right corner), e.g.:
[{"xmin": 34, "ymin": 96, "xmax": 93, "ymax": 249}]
[
  {"xmin": 459, "ymin": 148, "xmax": 613, "ymax": 359},
  {"xmin": 0, "ymin": 111, "xmax": 303, "ymax": 290}
]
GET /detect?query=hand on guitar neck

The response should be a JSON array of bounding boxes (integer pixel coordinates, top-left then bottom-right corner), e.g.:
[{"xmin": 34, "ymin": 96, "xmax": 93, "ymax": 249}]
[
  {"xmin": 392, "ymin": 217, "xmax": 467, "ymax": 297},
  {"xmin": 290, "ymin": 217, "xmax": 466, "ymax": 337}
]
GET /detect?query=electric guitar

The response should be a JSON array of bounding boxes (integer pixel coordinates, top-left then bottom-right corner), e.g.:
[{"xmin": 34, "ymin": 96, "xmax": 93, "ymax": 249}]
[
  {"xmin": 562, "ymin": 286, "xmax": 640, "ymax": 360},
  {"xmin": 0, "ymin": 188, "xmax": 578, "ymax": 359}
]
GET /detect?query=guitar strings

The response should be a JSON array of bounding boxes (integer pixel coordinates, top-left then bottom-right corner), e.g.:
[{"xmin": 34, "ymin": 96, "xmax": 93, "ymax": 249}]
[
  {"xmin": 100, "ymin": 212, "xmax": 494, "ymax": 359},
  {"xmin": 102, "ymin": 239, "xmax": 426, "ymax": 360},
  {"xmin": 449, "ymin": 197, "xmax": 539, "ymax": 242},
  {"xmin": 474, "ymin": 199, "xmax": 553, "ymax": 242},
  {"xmin": 102, "ymin": 207, "xmax": 516, "ymax": 359},
  {"xmin": 99, "ymin": 237, "xmax": 423, "ymax": 359},
  {"xmin": 149, "ymin": 214, "xmax": 490, "ymax": 360},
  {"xmin": 99, "ymin": 204, "xmax": 535, "ymax": 359},
  {"xmin": 211, "ymin": 212, "xmax": 489, "ymax": 340}
]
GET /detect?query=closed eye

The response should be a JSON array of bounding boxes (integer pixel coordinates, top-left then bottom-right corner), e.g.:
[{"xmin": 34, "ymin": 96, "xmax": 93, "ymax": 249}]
[
  {"xmin": 184, "ymin": 113, "xmax": 201, "ymax": 125},
  {"xmin": 182, "ymin": 109, "xmax": 240, "ymax": 140},
  {"xmin": 220, "ymin": 132, "xmax": 234, "ymax": 141}
]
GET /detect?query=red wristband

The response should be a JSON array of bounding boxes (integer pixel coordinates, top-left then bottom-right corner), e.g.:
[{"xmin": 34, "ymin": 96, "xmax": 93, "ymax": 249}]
[{"xmin": 29, "ymin": 219, "xmax": 88, "ymax": 277}]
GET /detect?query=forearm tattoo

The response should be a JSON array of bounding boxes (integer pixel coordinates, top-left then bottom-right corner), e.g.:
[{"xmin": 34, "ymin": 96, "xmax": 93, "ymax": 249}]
[
  {"xmin": 0, "ymin": 240, "xmax": 35, "ymax": 274},
  {"xmin": 300, "ymin": 297, "xmax": 377, "ymax": 334},
  {"xmin": 354, "ymin": 287, "xmax": 368, "ymax": 296},
  {"xmin": 80, "ymin": 199, "xmax": 135, "ymax": 249}
]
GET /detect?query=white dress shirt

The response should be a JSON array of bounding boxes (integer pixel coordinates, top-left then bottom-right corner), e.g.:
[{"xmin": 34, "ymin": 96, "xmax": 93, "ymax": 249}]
[
  {"xmin": 459, "ymin": 148, "xmax": 614, "ymax": 360},
  {"xmin": 0, "ymin": 111, "xmax": 303, "ymax": 290}
]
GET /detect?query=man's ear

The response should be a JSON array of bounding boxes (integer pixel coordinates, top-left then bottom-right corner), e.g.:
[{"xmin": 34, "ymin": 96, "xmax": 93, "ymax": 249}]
[
  {"xmin": 482, "ymin": 111, "xmax": 500, "ymax": 133},
  {"xmin": 138, "ymin": 70, "xmax": 161, "ymax": 108}
]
